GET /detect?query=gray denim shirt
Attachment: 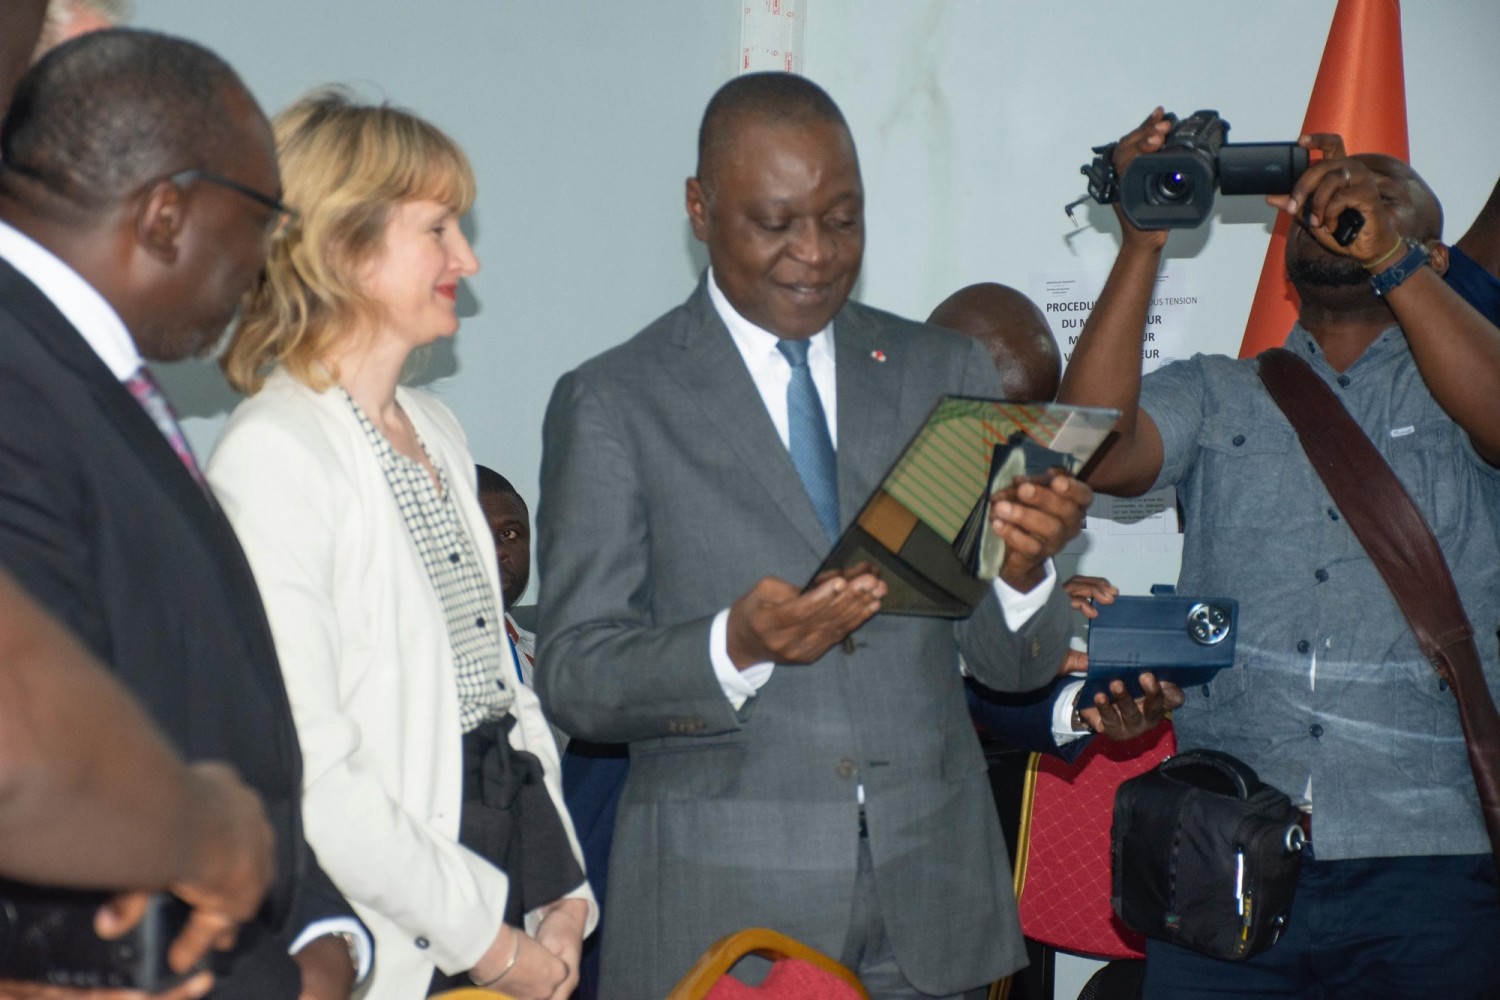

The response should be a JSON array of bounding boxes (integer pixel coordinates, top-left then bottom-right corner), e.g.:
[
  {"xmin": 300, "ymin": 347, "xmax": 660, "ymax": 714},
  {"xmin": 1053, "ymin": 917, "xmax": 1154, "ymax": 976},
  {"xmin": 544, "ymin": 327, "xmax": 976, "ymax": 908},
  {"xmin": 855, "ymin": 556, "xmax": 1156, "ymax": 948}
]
[{"xmin": 1141, "ymin": 324, "xmax": 1500, "ymax": 860}]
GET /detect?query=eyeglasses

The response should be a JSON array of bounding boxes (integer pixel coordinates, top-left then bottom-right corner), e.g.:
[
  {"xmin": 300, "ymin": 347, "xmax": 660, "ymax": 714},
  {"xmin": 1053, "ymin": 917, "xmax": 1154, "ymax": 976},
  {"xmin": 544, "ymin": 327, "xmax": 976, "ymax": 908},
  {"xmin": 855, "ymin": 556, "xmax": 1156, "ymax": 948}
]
[{"xmin": 168, "ymin": 169, "xmax": 298, "ymax": 237}]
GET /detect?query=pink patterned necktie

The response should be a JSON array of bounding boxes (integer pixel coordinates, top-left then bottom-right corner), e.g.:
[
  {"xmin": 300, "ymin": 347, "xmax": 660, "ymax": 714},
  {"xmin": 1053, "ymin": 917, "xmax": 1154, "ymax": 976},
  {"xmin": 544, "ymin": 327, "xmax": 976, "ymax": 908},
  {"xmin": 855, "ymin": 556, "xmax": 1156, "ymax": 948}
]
[{"xmin": 123, "ymin": 366, "xmax": 206, "ymax": 489}]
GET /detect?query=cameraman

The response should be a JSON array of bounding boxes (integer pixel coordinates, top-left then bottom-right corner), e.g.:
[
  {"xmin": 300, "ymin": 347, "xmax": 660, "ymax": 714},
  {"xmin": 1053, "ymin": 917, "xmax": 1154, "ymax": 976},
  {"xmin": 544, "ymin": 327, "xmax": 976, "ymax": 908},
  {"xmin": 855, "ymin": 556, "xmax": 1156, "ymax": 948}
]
[{"xmin": 1057, "ymin": 108, "xmax": 1500, "ymax": 997}]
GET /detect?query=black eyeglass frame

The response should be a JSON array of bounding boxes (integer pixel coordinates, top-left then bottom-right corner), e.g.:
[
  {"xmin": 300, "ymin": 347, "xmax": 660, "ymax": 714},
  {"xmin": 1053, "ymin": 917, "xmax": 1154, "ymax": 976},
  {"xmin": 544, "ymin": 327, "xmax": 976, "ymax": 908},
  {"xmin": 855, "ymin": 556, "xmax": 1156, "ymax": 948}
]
[{"xmin": 167, "ymin": 168, "xmax": 298, "ymax": 233}]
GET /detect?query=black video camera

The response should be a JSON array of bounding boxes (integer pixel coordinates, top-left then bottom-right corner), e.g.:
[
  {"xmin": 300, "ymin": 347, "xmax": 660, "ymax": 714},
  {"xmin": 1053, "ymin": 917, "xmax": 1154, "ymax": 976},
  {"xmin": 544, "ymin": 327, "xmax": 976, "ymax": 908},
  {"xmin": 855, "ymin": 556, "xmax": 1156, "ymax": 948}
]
[
  {"xmin": 0, "ymin": 883, "xmax": 193, "ymax": 990},
  {"xmin": 1075, "ymin": 110, "xmax": 1362, "ymax": 244}
]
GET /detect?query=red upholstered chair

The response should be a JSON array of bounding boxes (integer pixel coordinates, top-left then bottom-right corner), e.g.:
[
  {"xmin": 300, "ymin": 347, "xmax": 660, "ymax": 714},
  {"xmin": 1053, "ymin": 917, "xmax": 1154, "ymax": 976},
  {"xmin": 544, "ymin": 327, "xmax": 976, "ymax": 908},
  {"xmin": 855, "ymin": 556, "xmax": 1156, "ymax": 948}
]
[
  {"xmin": 1011, "ymin": 721, "xmax": 1177, "ymax": 961},
  {"xmin": 666, "ymin": 927, "xmax": 870, "ymax": 1000}
]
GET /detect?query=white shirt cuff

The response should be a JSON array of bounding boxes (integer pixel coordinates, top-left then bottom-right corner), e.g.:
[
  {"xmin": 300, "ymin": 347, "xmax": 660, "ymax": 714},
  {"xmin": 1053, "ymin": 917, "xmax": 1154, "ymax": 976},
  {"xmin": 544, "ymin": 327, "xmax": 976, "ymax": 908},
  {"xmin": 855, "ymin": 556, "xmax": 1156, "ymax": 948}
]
[
  {"xmin": 289, "ymin": 918, "xmax": 373, "ymax": 985},
  {"xmin": 710, "ymin": 608, "xmax": 773, "ymax": 710},
  {"xmin": 1051, "ymin": 678, "xmax": 1089, "ymax": 745},
  {"xmin": 993, "ymin": 559, "xmax": 1057, "ymax": 632}
]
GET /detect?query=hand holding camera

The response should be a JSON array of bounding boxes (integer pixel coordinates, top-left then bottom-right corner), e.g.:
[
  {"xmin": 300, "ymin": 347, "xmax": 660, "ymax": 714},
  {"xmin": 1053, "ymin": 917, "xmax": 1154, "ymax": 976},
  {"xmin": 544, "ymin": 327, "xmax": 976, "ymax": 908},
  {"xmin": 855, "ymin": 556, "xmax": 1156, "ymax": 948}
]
[
  {"xmin": 164, "ymin": 762, "xmax": 275, "ymax": 974},
  {"xmin": 1270, "ymin": 133, "xmax": 1403, "ymax": 269},
  {"xmin": 0, "ymin": 762, "xmax": 272, "ymax": 995}
]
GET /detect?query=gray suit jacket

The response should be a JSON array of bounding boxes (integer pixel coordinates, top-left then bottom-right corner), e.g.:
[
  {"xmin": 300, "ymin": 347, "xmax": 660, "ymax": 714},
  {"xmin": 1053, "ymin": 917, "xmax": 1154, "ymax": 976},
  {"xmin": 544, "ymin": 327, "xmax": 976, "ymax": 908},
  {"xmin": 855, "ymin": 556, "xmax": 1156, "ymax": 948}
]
[{"xmin": 536, "ymin": 279, "xmax": 1069, "ymax": 998}]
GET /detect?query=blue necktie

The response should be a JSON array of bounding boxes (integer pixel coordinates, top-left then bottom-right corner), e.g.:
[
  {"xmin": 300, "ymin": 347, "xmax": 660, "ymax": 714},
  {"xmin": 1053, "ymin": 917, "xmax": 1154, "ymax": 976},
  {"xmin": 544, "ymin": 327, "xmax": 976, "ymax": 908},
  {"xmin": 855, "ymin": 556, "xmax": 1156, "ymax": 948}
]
[{"xmin": 776, "ymin": 339, "xmax": 840, "ymax": 541}]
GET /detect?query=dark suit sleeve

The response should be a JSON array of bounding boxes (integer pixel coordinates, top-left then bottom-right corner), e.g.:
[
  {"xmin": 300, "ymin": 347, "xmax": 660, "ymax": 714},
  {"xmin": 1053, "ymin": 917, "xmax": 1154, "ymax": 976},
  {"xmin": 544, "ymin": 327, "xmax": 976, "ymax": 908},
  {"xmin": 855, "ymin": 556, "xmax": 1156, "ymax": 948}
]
[
  {"xmin": 283, "ymin": 854, "xmax": 367, "ymax": 947},
  {"xmin": 535, "ymin": 370, "xmax": 745, "ymax": 745},
  {"xmin": 966, "ymin": 676, "xmax": 1093, "ymax": 763}
]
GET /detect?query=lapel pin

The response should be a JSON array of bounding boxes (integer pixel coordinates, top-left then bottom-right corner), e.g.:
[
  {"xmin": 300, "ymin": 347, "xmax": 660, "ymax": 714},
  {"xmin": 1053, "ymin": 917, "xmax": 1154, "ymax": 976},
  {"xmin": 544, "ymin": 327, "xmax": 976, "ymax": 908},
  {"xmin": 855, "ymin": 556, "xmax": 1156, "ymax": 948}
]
[{"xmin": 871, "ymin": 349, "xmax": 887, "ymax": 363}]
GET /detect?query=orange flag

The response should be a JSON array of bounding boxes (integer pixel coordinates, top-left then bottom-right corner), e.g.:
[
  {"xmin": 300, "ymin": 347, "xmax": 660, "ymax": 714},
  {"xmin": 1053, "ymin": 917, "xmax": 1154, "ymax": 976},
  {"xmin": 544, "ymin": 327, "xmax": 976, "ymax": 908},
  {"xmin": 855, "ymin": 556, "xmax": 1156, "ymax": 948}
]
[{"xmin": 1237, "ymin": 0, "xmax": 1408, "ymax": 358}]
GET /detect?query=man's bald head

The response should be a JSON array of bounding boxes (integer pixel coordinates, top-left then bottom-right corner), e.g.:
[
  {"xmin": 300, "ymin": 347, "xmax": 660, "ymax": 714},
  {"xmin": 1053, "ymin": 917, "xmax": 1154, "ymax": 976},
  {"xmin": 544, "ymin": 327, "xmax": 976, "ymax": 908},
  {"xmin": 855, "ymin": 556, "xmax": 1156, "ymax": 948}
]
[
  {"xmin": 2, "ymin": 28, "xmax": 249, "ymax": 221},
  {"xmin": 928, "ymin": 283, "xmax": 1061, "ymax": 402},
  {"xmin": 696, "ymin": 72, "xmax": 849, "ymax": 195}
]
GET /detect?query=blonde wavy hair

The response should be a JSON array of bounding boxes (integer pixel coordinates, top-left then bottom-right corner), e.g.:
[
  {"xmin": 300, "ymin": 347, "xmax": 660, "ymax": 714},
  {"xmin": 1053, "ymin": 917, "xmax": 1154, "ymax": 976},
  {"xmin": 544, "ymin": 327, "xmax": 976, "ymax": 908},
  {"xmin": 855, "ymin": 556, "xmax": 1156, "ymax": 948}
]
[{"xmin": 222, "ymin": 88, "xmax": 476, "ymax": 395}]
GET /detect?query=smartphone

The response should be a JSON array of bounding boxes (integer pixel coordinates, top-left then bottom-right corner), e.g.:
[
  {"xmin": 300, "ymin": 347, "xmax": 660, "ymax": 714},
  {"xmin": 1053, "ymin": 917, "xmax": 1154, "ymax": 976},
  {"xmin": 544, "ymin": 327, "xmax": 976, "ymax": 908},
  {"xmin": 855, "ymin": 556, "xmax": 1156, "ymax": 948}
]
[{"xmin": 1078, "ymin": 590, "xmax": 1239, "ymax": 703}]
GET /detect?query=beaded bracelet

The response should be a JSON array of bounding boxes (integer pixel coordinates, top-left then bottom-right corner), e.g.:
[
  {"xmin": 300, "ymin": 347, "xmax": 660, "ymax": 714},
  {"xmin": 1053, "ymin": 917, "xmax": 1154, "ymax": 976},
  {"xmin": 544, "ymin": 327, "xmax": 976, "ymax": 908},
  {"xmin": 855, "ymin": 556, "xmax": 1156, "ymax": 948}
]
[{"xmin": 1361, "ymin": 236, "xmax": 1405, "ymax": 272}]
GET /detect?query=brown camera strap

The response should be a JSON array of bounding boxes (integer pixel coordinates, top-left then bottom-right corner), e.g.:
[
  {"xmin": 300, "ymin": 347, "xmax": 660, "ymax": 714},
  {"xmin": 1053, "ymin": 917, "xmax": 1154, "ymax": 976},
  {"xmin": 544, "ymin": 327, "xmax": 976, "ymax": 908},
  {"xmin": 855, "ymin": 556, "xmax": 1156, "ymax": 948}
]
[{"xmin": 1257, "ymin": 347, "xmax": 1500, "ymax": 870}]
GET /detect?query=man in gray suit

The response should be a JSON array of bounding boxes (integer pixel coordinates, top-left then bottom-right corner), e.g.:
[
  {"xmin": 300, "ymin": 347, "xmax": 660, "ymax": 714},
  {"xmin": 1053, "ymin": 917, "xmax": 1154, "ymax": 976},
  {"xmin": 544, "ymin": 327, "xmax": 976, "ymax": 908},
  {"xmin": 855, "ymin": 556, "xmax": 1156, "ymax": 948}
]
[{"xmin": 537, "ymin": 73, "xmax": 1091, "ymax": 1000}]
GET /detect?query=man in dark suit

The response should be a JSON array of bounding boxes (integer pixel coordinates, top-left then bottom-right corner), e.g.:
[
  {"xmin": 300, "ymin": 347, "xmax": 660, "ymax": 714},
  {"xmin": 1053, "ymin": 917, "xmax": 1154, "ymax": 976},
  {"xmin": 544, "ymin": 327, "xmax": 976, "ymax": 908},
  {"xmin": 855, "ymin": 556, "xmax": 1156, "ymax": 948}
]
[
  {"xmin": 537, "ymin": 73, "xmax": 1091, "ymax": 1000},
  {"xmin": 0, "ymin": 30, "xmax": 365, "ymax": 999}
]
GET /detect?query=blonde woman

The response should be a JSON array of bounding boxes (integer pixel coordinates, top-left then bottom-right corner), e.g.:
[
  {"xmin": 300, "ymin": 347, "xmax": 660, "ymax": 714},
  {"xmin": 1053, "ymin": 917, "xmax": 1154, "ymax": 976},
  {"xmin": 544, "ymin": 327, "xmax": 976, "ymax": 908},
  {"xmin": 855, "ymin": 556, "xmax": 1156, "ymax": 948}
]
[{"xmin": 207, "ymin": 91, "xmax": 594, "ymax": 1000}]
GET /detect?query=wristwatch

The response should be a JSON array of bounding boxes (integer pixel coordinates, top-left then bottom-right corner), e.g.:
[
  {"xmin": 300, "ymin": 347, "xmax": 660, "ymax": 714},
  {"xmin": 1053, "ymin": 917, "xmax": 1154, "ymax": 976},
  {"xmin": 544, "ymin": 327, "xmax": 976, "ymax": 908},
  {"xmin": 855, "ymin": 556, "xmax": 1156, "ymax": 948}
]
[
  {"xmin": 1070, "ymin": 691, "xmax": 1090, "ymax": 734},
  {"xmin": 1368, "ymin": 239, "xmax": 1431, "ymax": 297}
]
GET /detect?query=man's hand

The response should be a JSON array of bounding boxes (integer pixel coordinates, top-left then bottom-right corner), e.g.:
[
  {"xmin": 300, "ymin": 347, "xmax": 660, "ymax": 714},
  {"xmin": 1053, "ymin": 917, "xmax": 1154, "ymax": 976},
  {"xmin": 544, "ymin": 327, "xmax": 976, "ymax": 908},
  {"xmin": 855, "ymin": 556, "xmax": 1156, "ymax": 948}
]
[
  {"xmin": 726, "ymin": 569, "xmax": 886, "ymax": 669},
  {"xmin": 1109, "ymin": 108, "xmax": 1174, "ymax": 252},
  {"xmin": 990, "ymin": 474, "xmax": 1093, "ymax": 593},
  {"xmin": 533, "ymin": 898, "xmax": 588, "ymax": 1000},
  {"xmin": 1063, "ymin": 575, "xmax": 1118, "ymax": 619},
  {"xmin": 292, "ymin": 934, "xmax": 354, "ymax": 1000},
  {"xmin": 1270, "ymin": 133, "xmax": 1402, "ymax": 266},
  {"xmin": 1077, "ymin": 672, "xmax": 1184, "ymax": 741},
  {"xmin": 162, "ymin": 763, "xmax": 275, "ymax": 974}
]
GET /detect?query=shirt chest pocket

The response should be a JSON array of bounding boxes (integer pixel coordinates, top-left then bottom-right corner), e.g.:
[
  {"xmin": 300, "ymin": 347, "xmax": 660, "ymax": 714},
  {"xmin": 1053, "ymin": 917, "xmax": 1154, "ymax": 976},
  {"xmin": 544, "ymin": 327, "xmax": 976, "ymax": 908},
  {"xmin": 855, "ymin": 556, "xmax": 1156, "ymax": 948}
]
[
  {"xmin": 1384, "ymin": 418, "xmax": 1462, "ymax": 542},
  {"xmin": 1195, "ymin": 417, "xmax": 1321, "ymax": 529}
]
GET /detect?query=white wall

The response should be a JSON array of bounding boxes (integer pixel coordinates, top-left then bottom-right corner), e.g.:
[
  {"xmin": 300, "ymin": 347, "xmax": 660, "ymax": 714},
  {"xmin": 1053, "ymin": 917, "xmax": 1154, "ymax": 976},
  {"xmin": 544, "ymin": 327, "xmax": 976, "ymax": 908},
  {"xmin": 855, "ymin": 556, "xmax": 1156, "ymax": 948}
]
[
  {"xmin": 129, "ymin": 2, "xmax": 1500, "ymax": 992},
  {"xmin": 135, "ymin": 0, "xmax": 1500, "ymax": 599}
]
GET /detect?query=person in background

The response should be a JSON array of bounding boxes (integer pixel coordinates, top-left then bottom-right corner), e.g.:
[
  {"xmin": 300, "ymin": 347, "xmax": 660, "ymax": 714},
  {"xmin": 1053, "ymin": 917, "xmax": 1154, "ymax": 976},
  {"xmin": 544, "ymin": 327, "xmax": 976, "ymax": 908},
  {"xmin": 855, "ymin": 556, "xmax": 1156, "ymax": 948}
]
[
  {"xmin": 208, "ymin": 90, "xmax": 593, "ymax": 1000},
  {"xmin": 32, "ymin": 0, "xmax": 125, "ymax": 60},
  {"xmin": 928, "ymin": 282, "xmax": 1061, "ymax": 402},
  {"xmin": 928, "ymin": 281, "xmax": 1182, "ymax": 753},
  {"xmin": 475, "ymin": 467, "xmax": 540, "ymax": 688},
  {"xmin": 0, "ymin": 1, "xmax": 45, "ymax": 117},
  {"xmin": 0, "ymin": 29, "xmax": 365, "ymax": 1000},
  {"xmin": 1447, "ymin": 175, "xmax": 1500, "ymax": 326},
  {"xmin": 475, "ymin": 466, "xmax": 571, "ymax": 751},
  {"xmin": 472, "ymin": 467, "xmax": 623, "ymax": 1000}
]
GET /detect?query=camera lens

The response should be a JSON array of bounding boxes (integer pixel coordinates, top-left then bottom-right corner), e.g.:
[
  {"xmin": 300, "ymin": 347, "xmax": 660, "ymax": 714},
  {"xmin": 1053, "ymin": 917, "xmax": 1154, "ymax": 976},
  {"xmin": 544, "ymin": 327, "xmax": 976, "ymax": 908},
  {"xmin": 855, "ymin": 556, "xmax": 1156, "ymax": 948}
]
[{"xmin": 1152, "ymin": 171, "xmax": 1193, "ymax": 203}]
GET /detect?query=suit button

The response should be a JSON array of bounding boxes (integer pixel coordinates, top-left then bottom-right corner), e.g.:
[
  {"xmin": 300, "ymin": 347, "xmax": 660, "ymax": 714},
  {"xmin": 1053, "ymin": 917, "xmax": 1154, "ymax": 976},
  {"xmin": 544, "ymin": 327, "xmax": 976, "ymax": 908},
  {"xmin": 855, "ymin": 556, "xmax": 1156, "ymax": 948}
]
[
  {"xmin": 1028, "ymin": 637, "xmax": 1042, "ymax": 659},
  {"xmin": 415, "ymin": 937, "xmax": 430, "ymax": 950},
  {"xmin": 836, "ymin": 758, "xmax": 857, "ymax": 779},
  {"xmin": 841, "ymin": 636, "xmax": 857, "ymax": 655}
]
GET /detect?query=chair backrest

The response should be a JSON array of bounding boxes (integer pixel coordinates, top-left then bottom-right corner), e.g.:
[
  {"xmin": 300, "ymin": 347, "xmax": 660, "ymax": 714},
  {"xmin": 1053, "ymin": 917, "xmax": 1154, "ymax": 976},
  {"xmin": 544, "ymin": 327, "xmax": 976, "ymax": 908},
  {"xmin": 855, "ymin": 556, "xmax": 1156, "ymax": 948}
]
[
  {"xmin": 666, "ymin": 927, "xmax": 870, "ymax": 1000},
  {"xmin": 429, "ymin": 989, "xmax": 517, "ymax": 1000},
  {"xmin": 1013, "ymin": 722, "xmax": 1176, "ymax": 960}
]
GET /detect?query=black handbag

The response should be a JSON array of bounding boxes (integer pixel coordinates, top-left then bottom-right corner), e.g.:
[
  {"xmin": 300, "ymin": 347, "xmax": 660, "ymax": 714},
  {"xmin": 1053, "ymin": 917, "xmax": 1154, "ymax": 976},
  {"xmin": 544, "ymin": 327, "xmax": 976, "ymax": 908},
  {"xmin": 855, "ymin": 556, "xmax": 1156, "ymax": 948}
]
[{"xmin": 1111, "ymin": 749, "xmax": 1306, "ymax": 960}]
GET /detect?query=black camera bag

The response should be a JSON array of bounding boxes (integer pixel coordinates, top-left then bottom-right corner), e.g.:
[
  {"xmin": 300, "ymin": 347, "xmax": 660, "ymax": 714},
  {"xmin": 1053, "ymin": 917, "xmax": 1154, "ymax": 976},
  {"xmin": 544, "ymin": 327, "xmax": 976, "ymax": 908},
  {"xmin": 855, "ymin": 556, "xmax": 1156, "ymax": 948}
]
[{"xmin": 1111, "ymin": 749, "xmax": 1305, "ymax": 961}]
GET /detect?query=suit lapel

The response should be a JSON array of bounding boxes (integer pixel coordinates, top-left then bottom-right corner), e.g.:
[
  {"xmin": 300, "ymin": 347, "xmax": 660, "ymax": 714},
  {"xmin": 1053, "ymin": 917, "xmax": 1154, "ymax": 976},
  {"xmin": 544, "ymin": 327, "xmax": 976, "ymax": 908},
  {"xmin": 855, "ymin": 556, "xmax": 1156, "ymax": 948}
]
[
  {"xmin": 832, "ymin": 304, "xmax": 907, "ymax": 529},
  {"xmin": 0, "ymin": 259, "xmax": 291, "ymax": 714},
  {"xmin": 664, "ymin": 282, "xmax": 831, "ymax": 557}
]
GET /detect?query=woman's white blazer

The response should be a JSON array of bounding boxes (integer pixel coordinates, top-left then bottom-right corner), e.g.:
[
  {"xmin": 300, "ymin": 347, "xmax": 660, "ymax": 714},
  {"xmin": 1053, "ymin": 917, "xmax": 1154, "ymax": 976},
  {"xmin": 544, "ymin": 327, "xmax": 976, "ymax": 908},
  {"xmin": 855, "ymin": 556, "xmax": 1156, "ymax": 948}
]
[{"xmin": 207, "ymin": 368, "xmax": 595, "ymax": 1000}]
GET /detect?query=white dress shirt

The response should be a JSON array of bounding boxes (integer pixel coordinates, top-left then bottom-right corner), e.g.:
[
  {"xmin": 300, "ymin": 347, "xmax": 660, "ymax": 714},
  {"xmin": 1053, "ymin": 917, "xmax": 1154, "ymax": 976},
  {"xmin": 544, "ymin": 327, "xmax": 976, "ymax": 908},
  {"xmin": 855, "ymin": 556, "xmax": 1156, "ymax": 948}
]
[
  {"xmin": 0, "ymin": 221, "xmax": 139, "ymax": 378},
  {"xmin": 703, "ymin": 269, "xmax": 1056, "ymax": 708}
]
